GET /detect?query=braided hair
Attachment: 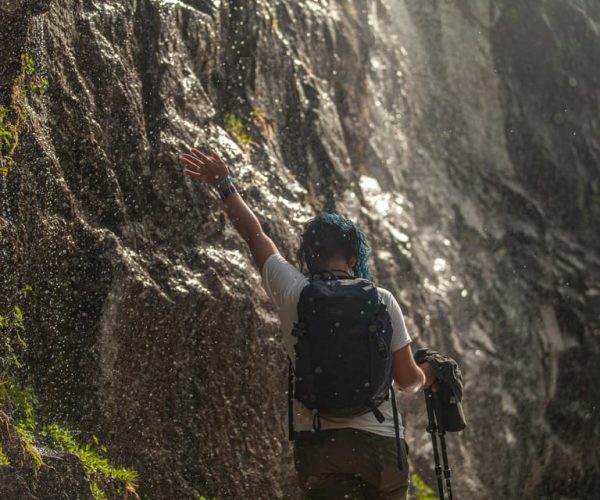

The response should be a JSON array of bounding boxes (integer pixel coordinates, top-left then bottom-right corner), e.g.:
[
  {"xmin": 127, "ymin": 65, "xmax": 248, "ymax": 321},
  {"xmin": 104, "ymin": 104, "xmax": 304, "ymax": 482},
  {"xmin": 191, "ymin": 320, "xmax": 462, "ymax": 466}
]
[{"xmin": 296, "ymin": 212, "xmax": 372, "ymax": 280}]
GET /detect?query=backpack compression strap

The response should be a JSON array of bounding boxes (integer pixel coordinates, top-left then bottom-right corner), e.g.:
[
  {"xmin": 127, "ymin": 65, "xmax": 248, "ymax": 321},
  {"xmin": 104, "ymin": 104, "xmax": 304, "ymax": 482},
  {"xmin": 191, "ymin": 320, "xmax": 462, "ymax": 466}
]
[{"xmin": 367, "ymin": 401, "xmax": 385, "ymax": 423}]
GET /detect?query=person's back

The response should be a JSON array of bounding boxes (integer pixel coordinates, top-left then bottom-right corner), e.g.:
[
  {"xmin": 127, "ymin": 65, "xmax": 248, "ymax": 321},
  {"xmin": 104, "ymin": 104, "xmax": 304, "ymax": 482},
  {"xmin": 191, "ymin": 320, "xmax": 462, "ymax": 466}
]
[
  {"xmin": 262, "ymin": 214, "xmax": 430, "ymax": 499},
  {"xmin": 180, "ymin": 150, "xmax": 435, "ymax": 499}
]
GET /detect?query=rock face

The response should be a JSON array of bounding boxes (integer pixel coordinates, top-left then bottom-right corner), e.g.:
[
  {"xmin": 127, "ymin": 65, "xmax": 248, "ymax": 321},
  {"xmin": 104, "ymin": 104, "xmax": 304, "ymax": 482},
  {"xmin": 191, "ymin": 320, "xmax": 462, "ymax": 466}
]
[
  {"xmin": 1, "ymin": 0, "xmax": 599, "ymax": 498},
  {"xmin": 0, "ymin": 411, "xmax": 94, "ymax": 500}
]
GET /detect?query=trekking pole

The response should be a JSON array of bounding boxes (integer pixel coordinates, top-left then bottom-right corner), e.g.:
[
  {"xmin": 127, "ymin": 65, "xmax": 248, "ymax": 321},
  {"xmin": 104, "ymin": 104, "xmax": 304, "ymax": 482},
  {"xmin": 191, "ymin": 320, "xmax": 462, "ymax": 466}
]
[
  {"xmin": 433, "ymin": 392, "xmax": 454, "ymax": 500},
  {"xmin": 438, "ymin": 430, "xmax": 453, "ymax": 500},
  {"xmin": 425, "ymin": 389, "xmax": 445, "ymax": 499}
]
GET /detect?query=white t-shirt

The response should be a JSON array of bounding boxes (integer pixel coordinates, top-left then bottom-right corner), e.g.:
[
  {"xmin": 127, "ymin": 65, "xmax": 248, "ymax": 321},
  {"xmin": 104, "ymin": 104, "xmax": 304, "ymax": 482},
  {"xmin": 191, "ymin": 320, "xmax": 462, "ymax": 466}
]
[{"xmin": 261, "ymin": 253, "xmax": 412, "ymax": 438}]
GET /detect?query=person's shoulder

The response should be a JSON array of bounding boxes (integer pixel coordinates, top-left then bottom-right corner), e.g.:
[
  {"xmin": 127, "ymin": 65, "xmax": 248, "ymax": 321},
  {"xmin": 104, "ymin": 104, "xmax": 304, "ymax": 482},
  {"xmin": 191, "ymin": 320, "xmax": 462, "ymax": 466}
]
[
  {"xmin": 374, "ymin": 285, "xmax": 403, "ymax": 308},
  {"xmin": 262, "ymin": 253, "xmax": 298, "ymax": 277},
  {"xmin": 374, "ymin": 285, "xmax": 394, "ymax": 302},
  {"xmin": 263, "ymin": 252, "xmax": 286, "ymax": 268},
  {"xmin": 262, "ymin": 252, "xmax": 309, "ymax": 295}
]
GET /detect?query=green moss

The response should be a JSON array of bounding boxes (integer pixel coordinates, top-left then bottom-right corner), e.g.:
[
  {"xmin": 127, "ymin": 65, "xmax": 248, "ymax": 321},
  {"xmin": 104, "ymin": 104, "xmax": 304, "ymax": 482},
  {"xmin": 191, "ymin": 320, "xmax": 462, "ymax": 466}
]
[
  {"xmin": 1, "ymin": 381, "xmax": 139, "ymax": 496},
  {"xmin": 6, "ymin": 380, "xmax": 36, "ymax": 424},
  {"xmin": 17, "ymin": 433, "xmax": 44, "ymax": 473},
  {"xmin": 41, "ymin": 423, "xmax": 138, "ymax": 495},
  {"xmin": 1, "ymin": 366, "xmax": 137, "ymax": 497},
  {"xmin": 0, "ymin": 286, "xmax": 30, "ymax": 372},
  {"xmin": 1, "ymin": 291, "xmax": 44, "ymax": 472},
  {"xmin": 411, "ymin": 473, "xmax": 437, "ymax": 500},
  {"xmin": 1, "ymin": 288, "xmax": 137, "ymax": 497},
  {"xmin": 90, "ymin": 481, "xmax": 109, "ymax": 500},
  {"xmin": 0, "ymin": 444, "xmax": 10, "ymax": 465},
  {"xmin": 0, "ymin": 52, "xmax": 49, "ymax": 176},
  {"xmin": 1, "ymin": 380, "xmax": 44, "ymax": 472},
  {"xmin": 224, "ymin": 113, "xmax": 253, "ymax": 152}
]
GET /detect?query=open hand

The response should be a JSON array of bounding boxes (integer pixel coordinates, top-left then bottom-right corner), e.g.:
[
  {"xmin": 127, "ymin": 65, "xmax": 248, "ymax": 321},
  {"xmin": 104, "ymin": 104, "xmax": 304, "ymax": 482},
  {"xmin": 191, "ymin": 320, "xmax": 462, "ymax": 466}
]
[{"xmin": 180, "ymin": 148, "xmax": 230, "ymax": 186}]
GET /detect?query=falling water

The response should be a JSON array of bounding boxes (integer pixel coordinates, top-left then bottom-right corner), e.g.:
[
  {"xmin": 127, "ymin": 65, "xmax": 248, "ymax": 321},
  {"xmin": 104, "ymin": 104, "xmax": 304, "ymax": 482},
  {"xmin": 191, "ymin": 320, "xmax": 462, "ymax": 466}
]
[{"xmin": 1, "ymin": 1, "xmax": 599, "ymax": 499}]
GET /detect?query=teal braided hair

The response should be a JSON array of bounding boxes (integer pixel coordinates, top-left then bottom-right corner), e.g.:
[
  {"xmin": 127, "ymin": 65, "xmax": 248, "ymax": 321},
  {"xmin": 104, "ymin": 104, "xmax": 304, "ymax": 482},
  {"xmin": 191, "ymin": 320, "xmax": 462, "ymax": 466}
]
[{"xmin": 297, "ymin": 212, "xmax": 373, "ymax": 280}]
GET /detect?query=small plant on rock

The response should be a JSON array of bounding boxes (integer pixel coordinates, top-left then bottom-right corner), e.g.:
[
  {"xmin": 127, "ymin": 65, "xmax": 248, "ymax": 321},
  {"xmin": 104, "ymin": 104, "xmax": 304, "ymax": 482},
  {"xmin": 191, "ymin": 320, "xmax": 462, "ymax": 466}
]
[
  {"xmin": 411, "ymin": 472, "xmax": 437, "ymax": 500},
  {"xmin": 1, "ymin": 285, "xmax": 139, "ymax": 499},
  {"xmin": 225, "ymin": 113, "xmax": 253, "ymax": 153},
  {"xmin": 0, "ymin": 52, "xmax": 49, "ymax": 176}
]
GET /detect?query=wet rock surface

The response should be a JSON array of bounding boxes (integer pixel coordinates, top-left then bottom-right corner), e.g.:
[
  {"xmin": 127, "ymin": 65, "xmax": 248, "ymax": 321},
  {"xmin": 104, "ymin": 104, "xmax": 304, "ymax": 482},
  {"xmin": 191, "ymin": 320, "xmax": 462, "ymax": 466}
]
[
  {"xmin": 1, "ymin": 0, "xmax": 599, "ymax": 498},
  {"xmin": 0, "ymin": 411, "xmax": 94, "ymax": 499}
]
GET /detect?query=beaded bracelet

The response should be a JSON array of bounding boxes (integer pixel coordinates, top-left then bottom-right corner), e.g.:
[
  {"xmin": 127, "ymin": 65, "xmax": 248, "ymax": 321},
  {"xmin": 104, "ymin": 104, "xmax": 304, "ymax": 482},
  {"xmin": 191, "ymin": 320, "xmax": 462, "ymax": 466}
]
[
  {"xmin": 220, "ymin": 185, "xmax": 237, "ymax": 202},
  {"xmin": 216, "ymin": 176, "xmax": 235, "ymax": 188}
]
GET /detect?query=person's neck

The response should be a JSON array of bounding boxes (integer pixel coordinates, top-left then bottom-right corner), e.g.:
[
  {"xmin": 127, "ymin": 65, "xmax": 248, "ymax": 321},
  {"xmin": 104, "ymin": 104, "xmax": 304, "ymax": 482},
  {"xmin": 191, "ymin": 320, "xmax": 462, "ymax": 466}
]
[{"xmin": 320, "ymin": 260, "xmax": 353, "ymax": 277}]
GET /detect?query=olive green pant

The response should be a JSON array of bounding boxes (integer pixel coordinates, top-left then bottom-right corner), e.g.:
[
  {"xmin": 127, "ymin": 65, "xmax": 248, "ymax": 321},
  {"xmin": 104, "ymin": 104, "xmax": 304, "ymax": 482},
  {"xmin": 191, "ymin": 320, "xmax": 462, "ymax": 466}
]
[{"xmin": 294, "ymin": 428, "xmax": 409, "ymax": 500}]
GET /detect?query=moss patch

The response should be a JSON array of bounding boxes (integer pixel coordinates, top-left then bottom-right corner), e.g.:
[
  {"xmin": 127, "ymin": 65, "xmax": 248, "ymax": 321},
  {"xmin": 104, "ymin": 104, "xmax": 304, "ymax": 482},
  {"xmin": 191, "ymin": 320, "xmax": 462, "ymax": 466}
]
[
  {"xmin": 0, "ymin": 52, "xmax": 49, "ymax": 176},
  {"xmin": 0, "ymin": 444, "xmax": 10, "ymax": 465},
  {"xmin": 224, "ymin": 113, "xmax": 253, "ymax": 152},
  {"xmin": 41, "ymin": 423, "xmax": 138, "ymax": 496},
  {"xmin": 0, "ymin": 379, "xmax": 139, "ymax": 498},
  {"xmin": 411, "ymin": 473, "xmax": 437, "ymax": 500},
  {"xmin": 1, "ymin": 290, "xmax": 138, "ymax": 499}
]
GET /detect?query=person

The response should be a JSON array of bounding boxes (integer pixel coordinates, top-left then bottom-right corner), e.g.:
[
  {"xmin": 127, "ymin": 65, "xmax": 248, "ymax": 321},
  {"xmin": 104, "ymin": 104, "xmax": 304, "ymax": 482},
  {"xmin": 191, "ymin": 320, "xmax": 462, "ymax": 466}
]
[{"xmin": 180, "ymin": 148, "xmax": 436, "ymax": 499}]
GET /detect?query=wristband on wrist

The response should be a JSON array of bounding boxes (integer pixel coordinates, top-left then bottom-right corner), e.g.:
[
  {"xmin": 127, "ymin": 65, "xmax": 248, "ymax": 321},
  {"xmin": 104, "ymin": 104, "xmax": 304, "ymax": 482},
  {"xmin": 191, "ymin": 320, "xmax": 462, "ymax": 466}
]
[
  {"xmin": 216, "ymin": 176, "xmax": 235, "ymax": 187},
  {"xmin": 220, "ymin": 185, "xmax": 237, "ymax": 202}
]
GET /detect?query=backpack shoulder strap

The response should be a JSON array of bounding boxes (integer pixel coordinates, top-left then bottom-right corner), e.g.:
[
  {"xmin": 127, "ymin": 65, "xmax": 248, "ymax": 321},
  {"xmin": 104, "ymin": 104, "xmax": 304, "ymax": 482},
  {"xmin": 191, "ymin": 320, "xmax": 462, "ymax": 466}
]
[
  {"xmin": 391, "ymin": 386, "xmax": 403, "ymax": 470},
  {"xmin": 288, "ymin": 358, "xmax": 295, "ymax": 441}
]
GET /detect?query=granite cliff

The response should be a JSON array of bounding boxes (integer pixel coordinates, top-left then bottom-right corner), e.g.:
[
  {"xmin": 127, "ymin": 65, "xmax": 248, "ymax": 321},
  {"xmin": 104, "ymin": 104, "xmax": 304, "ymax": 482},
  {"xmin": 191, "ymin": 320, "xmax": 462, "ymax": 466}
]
[{"xmin": 1, "ymin": 0, "xmax": 599, "ymax": 498}]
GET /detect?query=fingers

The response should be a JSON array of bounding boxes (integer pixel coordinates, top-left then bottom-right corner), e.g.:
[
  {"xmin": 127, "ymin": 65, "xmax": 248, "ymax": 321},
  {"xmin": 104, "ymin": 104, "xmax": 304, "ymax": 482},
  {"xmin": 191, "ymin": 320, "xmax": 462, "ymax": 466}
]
[
  {"xmin": 191, "ymin": 148, "xmax": 212, "ymax": 163},
  {"xmin": 181, "ymin": 153, "xmax": 204, "ymax": 169},
  {"xmin": 181, "ymin": 147, "xmax": 227, "ymax": 185},
  {"xmin": 180, "ymin": 154, "xmax": 207, "ymax": 182},
  {"xmin": 210, "ymin": 150, "xmax": 226, "ymax": 168},
  {"xmin": 183, "ymin": 168, "xmax": 204, "ymax": 179}
]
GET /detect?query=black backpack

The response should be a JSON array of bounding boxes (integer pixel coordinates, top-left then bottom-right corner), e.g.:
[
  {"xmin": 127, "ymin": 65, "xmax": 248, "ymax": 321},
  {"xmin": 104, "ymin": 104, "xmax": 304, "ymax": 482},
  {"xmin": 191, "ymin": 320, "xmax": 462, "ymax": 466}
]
[{"xmin": 288, "ymin": 272, "xmax": 403, "ymax": 469}]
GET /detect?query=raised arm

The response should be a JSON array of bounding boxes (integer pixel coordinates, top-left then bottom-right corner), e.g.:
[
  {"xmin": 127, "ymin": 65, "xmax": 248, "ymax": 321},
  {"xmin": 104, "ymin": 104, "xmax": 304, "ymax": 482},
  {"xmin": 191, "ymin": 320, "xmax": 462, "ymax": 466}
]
[{"xmin": 181, "ymin": 148, "xmax": 278, "ymax": 272}]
